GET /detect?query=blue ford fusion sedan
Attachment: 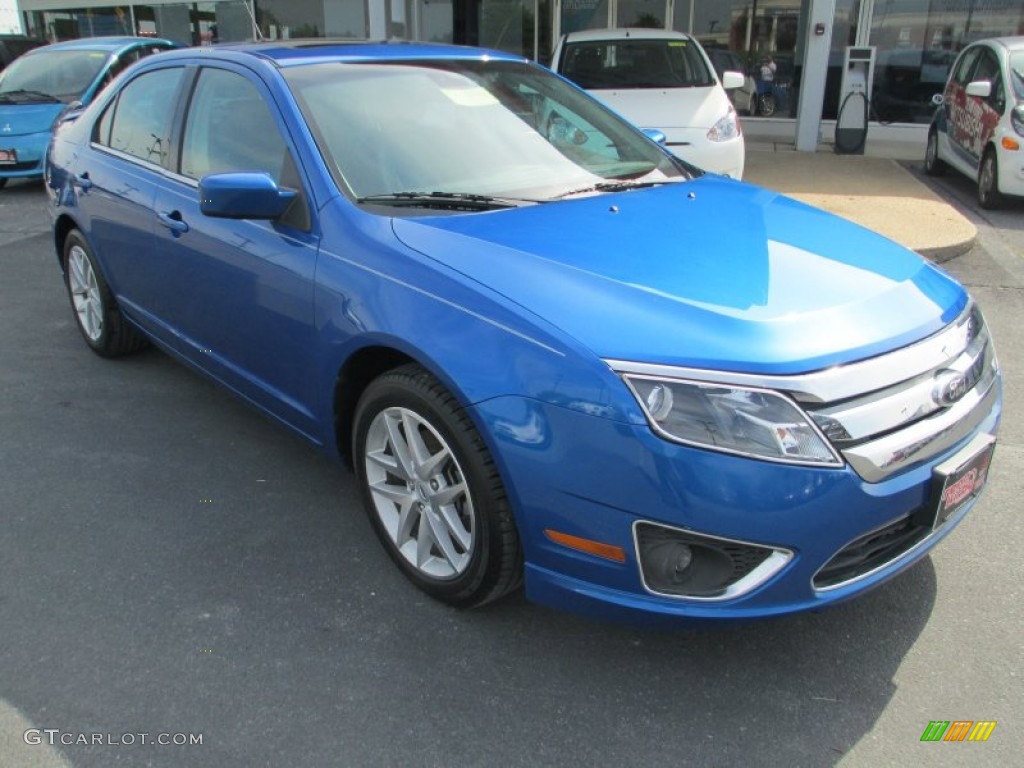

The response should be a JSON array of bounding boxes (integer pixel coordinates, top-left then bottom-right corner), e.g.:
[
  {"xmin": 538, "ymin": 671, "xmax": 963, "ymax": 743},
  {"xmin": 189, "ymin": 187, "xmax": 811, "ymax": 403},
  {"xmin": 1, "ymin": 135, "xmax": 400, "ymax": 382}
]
[
  {"xmin": 46, "ymin": 41, "xmax": 1001, "ymax": 625},
  {"xmin": 0, "ymin": 37, "xmax": 177, "ymax": 188}
]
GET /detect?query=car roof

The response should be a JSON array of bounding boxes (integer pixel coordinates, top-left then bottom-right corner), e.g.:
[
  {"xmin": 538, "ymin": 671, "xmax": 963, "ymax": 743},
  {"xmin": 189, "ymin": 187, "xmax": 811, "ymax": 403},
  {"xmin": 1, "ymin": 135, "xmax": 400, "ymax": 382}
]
[
  {"xmin": 155, "ymin": 39, "xmax": 528, "ymax": 68},
  {"xmin": 968, "ymin": 36, "xmax": 1024, "ymax": 53},
  {"xmin": 24, "ymin": 36, "xmax": 176, "ymax": 54},
  {"xmin": 563, "ymin": 28, "xmax": 692, "ymax": 43}
]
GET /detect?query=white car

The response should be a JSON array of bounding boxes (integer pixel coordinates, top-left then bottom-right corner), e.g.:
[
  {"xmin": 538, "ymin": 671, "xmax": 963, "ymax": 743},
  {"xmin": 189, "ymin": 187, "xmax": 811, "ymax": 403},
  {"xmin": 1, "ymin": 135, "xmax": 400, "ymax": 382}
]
[
  {"xmin": 552, "ymin": 29, "xmax": 745, "ymax": 179},
  {"xmin": 925, "ymin": 36, "xmax": 1024, "ymax": 208}
]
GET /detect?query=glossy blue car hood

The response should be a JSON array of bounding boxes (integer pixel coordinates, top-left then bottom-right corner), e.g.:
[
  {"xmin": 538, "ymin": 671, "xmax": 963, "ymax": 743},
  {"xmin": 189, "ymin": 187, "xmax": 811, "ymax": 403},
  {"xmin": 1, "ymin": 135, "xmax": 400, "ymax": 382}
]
[
  {"xmin": 391, "ymin": 176, "xmax": 966, "ymax": 375},
  {"xmin": 0, "ymin": 103, "xmax": 63, "ymax": 137}
]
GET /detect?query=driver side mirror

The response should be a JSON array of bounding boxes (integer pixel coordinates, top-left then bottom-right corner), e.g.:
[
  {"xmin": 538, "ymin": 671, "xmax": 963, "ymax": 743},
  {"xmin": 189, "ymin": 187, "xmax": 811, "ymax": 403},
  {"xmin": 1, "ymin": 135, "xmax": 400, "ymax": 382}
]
[
  {"xmin": 965, "ymin": 80, "xmax": 992, "ymax": 99},
  {"xmin": 199, "ymin": 172, "xmax": 296, "ymax": 220},
  {"xmin": 722, "ymin": 71, "xmax": 746, "ymax": 90},
  {"xmin": 642, "ymin": 128, "xmax": 667, "ymax": 146}
]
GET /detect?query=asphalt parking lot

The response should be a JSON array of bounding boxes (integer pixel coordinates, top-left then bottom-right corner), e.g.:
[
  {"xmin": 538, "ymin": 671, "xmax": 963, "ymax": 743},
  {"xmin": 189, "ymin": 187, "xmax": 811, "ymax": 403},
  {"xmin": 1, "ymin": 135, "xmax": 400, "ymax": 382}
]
[{"xmin": 1, "ymin": 175, "xmax": 1021, "ymax": 768}]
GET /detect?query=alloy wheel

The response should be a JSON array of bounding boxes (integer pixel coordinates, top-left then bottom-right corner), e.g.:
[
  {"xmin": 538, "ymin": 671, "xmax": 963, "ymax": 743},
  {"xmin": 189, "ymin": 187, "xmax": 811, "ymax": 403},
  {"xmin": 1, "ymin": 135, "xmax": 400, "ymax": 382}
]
[
  {"xmin": 68, "ymin": 244, "xmax": 104, "ymax": 342},
  {"xmin": 363, "ymin": 406, "xmax": 475, "ymax": 580}
]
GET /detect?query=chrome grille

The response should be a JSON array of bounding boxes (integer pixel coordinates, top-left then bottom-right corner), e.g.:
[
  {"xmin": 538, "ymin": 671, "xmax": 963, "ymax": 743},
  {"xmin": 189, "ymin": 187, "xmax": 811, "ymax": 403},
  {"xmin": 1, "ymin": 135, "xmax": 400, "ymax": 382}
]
[{"xmin": 802, "ymin": 304, "xmax": 1000, "ymax": 482}]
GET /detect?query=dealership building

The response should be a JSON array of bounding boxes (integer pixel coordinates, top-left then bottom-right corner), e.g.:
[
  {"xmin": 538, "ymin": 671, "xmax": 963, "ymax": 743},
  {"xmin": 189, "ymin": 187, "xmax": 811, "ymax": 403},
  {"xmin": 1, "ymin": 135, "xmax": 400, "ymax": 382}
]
[{"xmin": 13, "ymin": 0, "xmax": 1024, "ymax": 150}]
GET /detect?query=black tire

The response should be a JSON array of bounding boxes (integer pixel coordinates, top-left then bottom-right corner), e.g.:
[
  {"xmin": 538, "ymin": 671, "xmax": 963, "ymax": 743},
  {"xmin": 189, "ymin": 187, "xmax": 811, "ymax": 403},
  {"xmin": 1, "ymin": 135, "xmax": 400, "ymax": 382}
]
[
  {"xmin": 353, "ymin": 364, "xmax": 521, "ymax": 608},
  {"xmin": 924, "ymin": 129, "xmax": 947, "ymax": 176},
  {"xmin": 757, "ymin": 94, "xmax": 775, "ymax": 117},
  {"xmin": 977, "ymin": 149, "xmax": 1003, "ymax": 210},
  {"xmin": 63, "ymin": 229, "xmax": 148, "ymax": 357},
  {"xmin": 0, "ymin": 178, "xmax": 8, "ymax": 189}
]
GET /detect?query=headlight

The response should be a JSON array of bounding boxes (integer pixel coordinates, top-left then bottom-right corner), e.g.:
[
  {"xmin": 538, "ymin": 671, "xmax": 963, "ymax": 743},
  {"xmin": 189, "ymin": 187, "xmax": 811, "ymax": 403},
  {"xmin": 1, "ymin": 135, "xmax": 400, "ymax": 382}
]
[
  {"xmin": 623, "ymin": 375, "xmax": 843, "ymax": 466},
  {"xmin": 707, "ymin": 107, "xmax": 741, "ymax": 142},
  {"xmin": 1011, "ymin": 105, "xmax": 1024, "ymax": 138}
]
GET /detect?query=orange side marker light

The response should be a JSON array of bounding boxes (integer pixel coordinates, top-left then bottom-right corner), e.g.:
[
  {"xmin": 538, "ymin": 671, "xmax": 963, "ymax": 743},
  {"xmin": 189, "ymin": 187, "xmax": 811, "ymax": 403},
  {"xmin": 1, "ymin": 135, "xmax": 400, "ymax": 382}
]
[{"xmin": 544, "ymin": 529, "xmax": 627, "ymax": 563}]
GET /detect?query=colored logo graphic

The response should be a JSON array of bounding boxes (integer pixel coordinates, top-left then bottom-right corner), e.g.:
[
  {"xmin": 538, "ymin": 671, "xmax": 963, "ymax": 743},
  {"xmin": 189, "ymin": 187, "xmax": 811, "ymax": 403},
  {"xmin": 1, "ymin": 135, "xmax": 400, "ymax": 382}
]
[{"xmin": 920, "ymin": 721, "xmax": 997, "ymax": 742}]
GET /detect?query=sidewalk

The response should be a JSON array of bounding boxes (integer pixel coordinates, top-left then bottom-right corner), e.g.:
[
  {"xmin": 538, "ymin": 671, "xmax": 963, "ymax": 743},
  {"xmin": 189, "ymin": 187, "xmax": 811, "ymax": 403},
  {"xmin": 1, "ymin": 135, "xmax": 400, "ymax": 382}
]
[{"xmin": 742, "ymin": 143, "xmax": 977, "ymax": 262}]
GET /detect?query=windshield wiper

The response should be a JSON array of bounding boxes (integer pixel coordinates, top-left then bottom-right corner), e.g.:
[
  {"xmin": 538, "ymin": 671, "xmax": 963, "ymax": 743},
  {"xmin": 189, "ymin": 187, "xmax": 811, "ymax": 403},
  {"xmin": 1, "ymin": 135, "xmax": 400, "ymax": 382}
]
[
  {"xmin": 0, "ymin": 88, "xmax": 60, "ymax": 104},
  {"xmin": 554, "ymin": 179, "xmax": 680, "ymax": 199},
  {"xmin": 356, "ymin": 191, "xmax": 541, "ymax": 210}
]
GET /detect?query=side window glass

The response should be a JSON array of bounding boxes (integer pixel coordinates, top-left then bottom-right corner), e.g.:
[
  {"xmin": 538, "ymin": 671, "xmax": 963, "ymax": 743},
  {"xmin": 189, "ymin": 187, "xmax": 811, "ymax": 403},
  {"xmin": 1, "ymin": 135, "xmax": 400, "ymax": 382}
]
[
  {"xmin": 990, "ymin": 71, "xmax": 1006, "ymax": 114},
  {"xmin": 101, "ymin": 67, "xmax": 183, "ymax": 166},
  {"xmin": 180, "ymin": 68, "xmax": 308, "ymax": 229},
  {"xmin": 953, "ymin": 48, "xmax": 980, "ymax": 85},
  {"xmin": 970, "ymin": 50, "xmax": 999, "ymax": 84},
  {"xmin": 95, "ymin": 100, "xmax": 115, "ymax": 146},
  {"xmin": 180, "ymin": 68, "xmax": 290, "ymax": 183}
]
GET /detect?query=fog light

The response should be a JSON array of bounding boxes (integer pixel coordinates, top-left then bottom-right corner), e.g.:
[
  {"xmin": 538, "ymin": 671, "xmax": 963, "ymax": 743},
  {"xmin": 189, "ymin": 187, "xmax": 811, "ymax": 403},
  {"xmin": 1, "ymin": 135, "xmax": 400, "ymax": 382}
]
[
  {"xmin": 644, "ymin": 539, "xmax": 694, "ymax": 583},
  {"xmin": 634, "ymin": 521, "xmax": 789, "ymax": 599}
]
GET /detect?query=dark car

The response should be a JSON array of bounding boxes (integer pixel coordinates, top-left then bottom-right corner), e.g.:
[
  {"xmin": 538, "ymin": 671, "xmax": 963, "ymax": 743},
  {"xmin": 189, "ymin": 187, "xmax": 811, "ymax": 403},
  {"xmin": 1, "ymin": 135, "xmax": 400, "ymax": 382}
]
[{"xmin": 0, "ymin": 35, "xmax": 47, "ymax": 72}]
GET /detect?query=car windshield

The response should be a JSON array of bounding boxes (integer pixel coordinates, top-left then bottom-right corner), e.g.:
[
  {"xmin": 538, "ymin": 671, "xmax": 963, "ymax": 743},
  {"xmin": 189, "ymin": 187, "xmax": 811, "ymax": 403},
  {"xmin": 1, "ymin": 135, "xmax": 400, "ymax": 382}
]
[
  {"xmin": 561, "ymin": 38, "xmax": 714, "ymax": 90},
  {"xmin": 284, "ymin": 59, "xmax": 689, "ymax": 204},
  {"xmin": 1011, "ymin": 51, "xmax": 1024, "ymax": 100},
  {"xmin": 0, "ymin": 49, "xmax": 109, "ymax": 103}
]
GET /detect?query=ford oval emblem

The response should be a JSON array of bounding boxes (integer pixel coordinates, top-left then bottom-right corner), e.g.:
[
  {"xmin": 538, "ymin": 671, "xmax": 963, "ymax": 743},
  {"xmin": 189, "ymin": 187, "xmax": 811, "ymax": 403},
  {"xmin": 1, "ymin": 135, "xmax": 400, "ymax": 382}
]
[{"xmin": 933, "ymin": 370, "xmax": 969, "ymax": 406}]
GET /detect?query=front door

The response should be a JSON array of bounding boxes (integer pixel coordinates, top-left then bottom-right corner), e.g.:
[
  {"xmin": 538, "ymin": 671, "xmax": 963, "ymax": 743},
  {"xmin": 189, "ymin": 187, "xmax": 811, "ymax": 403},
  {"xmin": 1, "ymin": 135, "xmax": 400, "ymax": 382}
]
[{"xmin": 152, "ymin": 64, "xmax": 322, "ymax": 438}]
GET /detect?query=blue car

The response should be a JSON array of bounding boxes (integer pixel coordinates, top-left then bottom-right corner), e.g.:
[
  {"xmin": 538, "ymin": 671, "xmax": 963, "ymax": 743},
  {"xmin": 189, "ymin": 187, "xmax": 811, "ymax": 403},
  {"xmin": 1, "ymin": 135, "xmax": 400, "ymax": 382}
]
[
  {"xmin": 46, "ymin": 42, "xmax": 1001, "ymax": 625},
  {"xmin": 0, "ymin": 36, "xmax": 176, "ymax": 188}
]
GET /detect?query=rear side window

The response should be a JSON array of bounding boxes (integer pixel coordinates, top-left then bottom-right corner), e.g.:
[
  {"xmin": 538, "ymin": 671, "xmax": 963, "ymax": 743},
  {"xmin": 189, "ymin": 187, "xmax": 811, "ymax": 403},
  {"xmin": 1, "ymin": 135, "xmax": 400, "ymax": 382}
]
[
  {"xmin": 94, "ymin": 67, "xmax": 184, "ymax": 166},
  {"xmin": 561, "ymin": 39, "xmax": 714, "ymax": 90}
]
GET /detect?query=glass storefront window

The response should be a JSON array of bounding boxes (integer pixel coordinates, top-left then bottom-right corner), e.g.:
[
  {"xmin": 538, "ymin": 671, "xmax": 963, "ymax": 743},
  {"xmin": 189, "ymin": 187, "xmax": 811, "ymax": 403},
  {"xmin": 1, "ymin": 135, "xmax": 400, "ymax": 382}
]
[
  {"xmin": 561, "ymin": 0, "xmax": 610, "ymax": 35},
  {"xmin": 37, "ymin": 7, "xmax": 132, "ymax": 40},
  {"xmin": 257, "ymin": 0, "xmax": 328, "ymax": 39},
  {"xmin": 681, "ymin": 0, "xmax": 803, "ymax": 118},
  {"xmin": 869, "ymin": 0, "xmax": 1024, "ymax": 124},
  {"xmin": 616, "ymin": 0, "xmax": 663, "ymax": 28}
]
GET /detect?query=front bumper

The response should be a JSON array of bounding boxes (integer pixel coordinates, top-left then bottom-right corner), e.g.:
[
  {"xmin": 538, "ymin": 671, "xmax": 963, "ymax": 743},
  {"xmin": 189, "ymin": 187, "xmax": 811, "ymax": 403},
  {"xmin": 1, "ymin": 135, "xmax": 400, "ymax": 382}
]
[
  {"xmin": 996, "ymin": 133, "xmax": 1024, "ymax": 197},
  {"xmin": 473, "ymin": 386, "xmax": 1000, "ymax": 626},
  {"xmin": 0, "ymin": 131, "xmax": 49, "ymax": 179},
  {"xmin": 661, "ymin": 128, "xmax": 745, "ymax": 180}
]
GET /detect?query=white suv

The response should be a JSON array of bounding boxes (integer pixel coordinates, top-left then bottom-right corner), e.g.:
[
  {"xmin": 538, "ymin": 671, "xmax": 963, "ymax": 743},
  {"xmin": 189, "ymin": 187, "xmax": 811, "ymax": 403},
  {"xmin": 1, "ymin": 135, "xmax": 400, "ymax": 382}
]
[
  {"xmin": 925, "ymin": 36, "xmax": 1024, "ymax": 208},
  {"xmin": 552, "ymin": 29, "xmax": 745, "ymax": 179}
]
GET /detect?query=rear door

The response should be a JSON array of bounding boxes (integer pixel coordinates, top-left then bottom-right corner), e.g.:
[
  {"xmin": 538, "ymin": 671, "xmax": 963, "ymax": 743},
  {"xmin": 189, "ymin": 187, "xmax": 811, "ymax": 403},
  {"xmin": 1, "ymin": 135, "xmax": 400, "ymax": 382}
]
[{"xmin": 81, "ymin": 65, "xmax": 188, "ymax": 344}]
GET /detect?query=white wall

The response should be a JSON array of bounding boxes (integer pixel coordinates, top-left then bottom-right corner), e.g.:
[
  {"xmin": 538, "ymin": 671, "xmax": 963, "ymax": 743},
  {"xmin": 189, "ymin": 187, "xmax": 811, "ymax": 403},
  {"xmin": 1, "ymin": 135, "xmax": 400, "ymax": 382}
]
[{"xmin": 1, "ymin": 0, "xmax": 25, "ymax": 34}]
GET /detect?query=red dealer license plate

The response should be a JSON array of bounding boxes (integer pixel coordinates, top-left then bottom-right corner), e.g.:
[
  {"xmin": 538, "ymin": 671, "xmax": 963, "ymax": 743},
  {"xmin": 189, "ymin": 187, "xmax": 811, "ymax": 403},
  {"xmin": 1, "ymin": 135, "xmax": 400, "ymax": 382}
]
[
  {"xmin": 0, "ymin": 149, "xmax": 16, "ymax": 165},
  {"xmin": 924, "ymin": 434, "xmax": 996, "ymax": 531}
]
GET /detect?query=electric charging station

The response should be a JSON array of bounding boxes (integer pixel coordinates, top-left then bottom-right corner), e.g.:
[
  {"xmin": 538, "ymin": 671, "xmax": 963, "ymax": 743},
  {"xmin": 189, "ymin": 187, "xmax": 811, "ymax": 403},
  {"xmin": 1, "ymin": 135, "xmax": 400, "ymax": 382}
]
[{"xmin": 835, "ymin": 46, "xmax": 876, "ymax": 155}]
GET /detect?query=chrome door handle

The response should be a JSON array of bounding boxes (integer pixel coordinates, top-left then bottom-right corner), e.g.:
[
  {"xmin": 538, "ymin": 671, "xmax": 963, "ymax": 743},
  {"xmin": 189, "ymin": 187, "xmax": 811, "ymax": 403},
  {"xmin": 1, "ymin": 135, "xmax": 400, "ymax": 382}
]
[{"xmin": 157, "ymin": 210, "xmax": 189, "ymax": 234}]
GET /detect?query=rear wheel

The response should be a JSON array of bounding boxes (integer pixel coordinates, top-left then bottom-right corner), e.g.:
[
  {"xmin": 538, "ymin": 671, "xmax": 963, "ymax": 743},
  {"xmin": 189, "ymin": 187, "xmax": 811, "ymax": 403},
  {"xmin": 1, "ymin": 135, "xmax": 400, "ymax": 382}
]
[
  {"xmin": 924, "ymin": 129, "xmax": 947, "ymax": 176},
  {"xmin": 353, "ymin": 364, "xmax": 521, "ymax": 608},
  {"xmin": 0, "ymin": 178, "xmax": 8, "ymax": 190},
  {"xmin": 63, "ymin": 230, "xmax": 148, "ymax": 357},
  {"xmin": 977, "ymin": 149, "xmax": 1003, "ymax": 210}
]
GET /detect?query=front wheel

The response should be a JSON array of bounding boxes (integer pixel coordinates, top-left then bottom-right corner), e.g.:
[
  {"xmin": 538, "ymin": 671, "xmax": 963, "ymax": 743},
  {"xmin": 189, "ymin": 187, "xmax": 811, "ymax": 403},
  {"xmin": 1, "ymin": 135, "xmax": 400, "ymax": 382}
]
[
  {"xmin": 924, "ymin": 129, "xmax": 947, "ymax": 176},
  {"xmin": 0, "ymin": 178, "xmax": 8, "ymax": 190},
  {"xmin": 63, "ymin": 229, "xmax": 148, "ymax": 357},
  {"xmin": 353, "ymin": 364, "xmax": 522, "ymax": 608},
  {"xmin": 977, "ymin": 149, "xmax": 1003, "ymax": 210},
  {"xmin": 757, "ymin": 93, "xmax": 775, "ymax": 117}
]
